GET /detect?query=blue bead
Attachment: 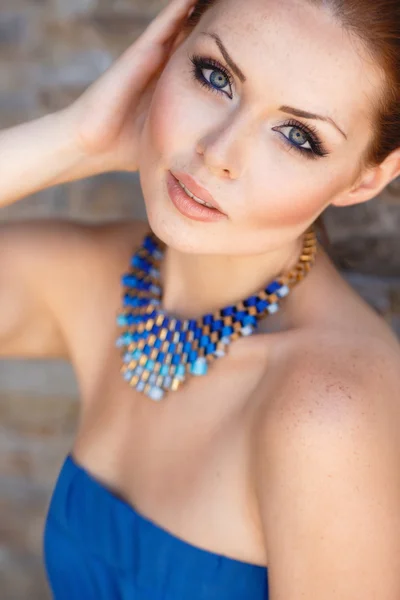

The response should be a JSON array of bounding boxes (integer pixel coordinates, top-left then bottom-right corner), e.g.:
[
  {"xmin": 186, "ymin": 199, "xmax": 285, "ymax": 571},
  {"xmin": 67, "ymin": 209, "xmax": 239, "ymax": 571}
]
[
  {"xmin": 206, "ymin": 343, "xmax": 216, "ymax": 354},
  {"xmin": 175, "ymin": 320, "xmax": 182, "ymax": 331},
  {"xmin": 171, "ymin": 354, "xmax": 180, "ymax": 365},
  {"xmin": 158, "ymin": 352, "xmax": 165, "ymax": 362},
  {"xmin": 202, "ymin": 314, "xmax": 213, "ymax": 326},
  {"xmin": 199, "ymin": 335, "xmax": 210, "ymax": 348},
  {"xmin": 234, "ymin": 311, "xmax": 246, "ymax": 321},
  {"xmin": 168, "ymin": 343, "xmax": 176, "ymax": 353},
  {"xmin": 256, "ymin": 300, "xmax": 268, "ymax": 312},
  {"xmin": 210, "ymin": 320, "xmax": 223, "ymax": 332},
  {"xmin": 222, "ymin": 326, "xmax": 233, "ymax": 337},
  {"xmin": 133, "ymin": 349, "xmax": 142, "ymax": 360},
  {"xmin": 188, "ymin": 320, "xmax": 197, "ymax": 331},
  {"xmin": 166, "ymin": 331, "xmax": 173, "ymax": 342},
  {"xmin": 221, "ymin": 306, "xmax": 234, "ymax": 317},
  {"xmin": 183, "ymin": 342, "xmax": 192, "ymax": 354},
  {"xmin": 243, "ymin": 315, "xmax": 257, "ymax": 327},
  {"xmin": 179, "ymin": 331, "xmax": 187, "ymax": 343},
  {"xmin": 151, "ymin": 325, "xmax": 161, "ymax": 335},
  {"xmin": 154, "ymin": 339, "xmax": 163, "ymax": 349},
  {"xmin": 266, "ymin": 281, "xmax": 280, "ymax": 294},
  {"xmin": 194, "ymin": 327, "xmax": 202, "ymax": 339},
  {"xmin": 245, "ymin": 296, "xmax": 258, "ymax": 307},
  {"xmin": 143, "ymin": 344, "xmax": 152, "ymax": 355},
  {"xmin": 122, "ymin": 274, "xmax": 138, "ymax": 287},
  {"xmin": 189, "ymin": 350, "xmax": 198, "ymax": 363},
  {"xmin": 143, "ymin": 236, "xmax": 157, "ymax": 253},
  {"xmin": 146, "ymin": 359, "xmax": 155, "ymax": 371}
]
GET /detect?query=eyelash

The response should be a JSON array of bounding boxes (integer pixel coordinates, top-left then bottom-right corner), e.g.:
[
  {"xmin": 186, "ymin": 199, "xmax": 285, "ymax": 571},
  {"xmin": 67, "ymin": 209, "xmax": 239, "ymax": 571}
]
[{"xmin": 189, "ymin": 53, "xmax": 330, "ymax": 160}]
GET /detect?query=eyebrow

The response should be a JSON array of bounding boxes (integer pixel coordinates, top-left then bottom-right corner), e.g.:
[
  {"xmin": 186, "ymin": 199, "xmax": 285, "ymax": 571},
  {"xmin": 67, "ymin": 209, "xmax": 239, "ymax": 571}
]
[{"xmin": 200, "ymin": 31, "xmax": 348, "ymax": 140}]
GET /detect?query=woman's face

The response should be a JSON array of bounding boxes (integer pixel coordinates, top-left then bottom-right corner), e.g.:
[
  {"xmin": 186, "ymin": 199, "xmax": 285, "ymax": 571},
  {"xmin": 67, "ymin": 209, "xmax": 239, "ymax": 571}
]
[{"xmin": 138, "ymin": 0, "xmax": 383, "ymax": 255}]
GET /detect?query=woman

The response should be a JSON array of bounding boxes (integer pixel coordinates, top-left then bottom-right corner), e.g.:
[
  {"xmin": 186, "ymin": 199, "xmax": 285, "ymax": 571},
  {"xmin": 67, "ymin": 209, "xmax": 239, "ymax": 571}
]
[{"xmin": 1, "ymin": 0, "xmax": 400, "ymax": 597}]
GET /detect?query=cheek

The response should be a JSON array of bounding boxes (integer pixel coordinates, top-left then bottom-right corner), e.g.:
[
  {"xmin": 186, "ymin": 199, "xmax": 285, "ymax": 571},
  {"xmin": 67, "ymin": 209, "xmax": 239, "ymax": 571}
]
[
  {"xmin": 246, "ymin": 158, "xmax": 347, "ymax": 229},
  {"xmin": 145, "ymin": 67, "xmax": 197, "ymax": 160}
]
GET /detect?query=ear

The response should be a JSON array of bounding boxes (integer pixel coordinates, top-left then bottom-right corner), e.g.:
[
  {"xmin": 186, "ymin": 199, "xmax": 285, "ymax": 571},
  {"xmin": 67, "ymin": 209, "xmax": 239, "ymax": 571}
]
[{"xmin": 332, "ymin": 146, "xmax": 400, "ymax": 207}]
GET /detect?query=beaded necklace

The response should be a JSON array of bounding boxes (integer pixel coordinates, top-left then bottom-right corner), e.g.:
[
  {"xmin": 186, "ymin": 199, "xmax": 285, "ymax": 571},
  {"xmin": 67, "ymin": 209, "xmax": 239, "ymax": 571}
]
[{"xmin": 116, "ymin": 226, "xmax": 318, "ymax": 401}]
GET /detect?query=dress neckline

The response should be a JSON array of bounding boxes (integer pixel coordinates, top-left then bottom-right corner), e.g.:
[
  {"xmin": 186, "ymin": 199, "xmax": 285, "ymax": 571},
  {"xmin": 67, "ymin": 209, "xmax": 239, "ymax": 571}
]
[{"xmin": 66, "ymin": 452, "xmax": 268, "ymax": 571}]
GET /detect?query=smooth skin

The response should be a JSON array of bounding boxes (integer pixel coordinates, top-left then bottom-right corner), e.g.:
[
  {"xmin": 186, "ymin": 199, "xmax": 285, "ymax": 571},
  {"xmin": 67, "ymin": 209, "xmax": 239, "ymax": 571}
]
[{"xmin": 1, "ymin": 0, "xmax": 400, "ymax": 598}]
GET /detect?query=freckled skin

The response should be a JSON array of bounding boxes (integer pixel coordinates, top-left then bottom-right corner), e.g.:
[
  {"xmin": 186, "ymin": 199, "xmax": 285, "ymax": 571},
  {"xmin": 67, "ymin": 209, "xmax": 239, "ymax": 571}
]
[{"xmin": 138, "ymin": 0, "xmax": 383, "ymax": 258}]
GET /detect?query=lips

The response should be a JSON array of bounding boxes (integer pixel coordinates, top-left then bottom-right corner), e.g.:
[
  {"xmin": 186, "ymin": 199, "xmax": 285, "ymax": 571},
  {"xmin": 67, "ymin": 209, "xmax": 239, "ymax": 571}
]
[{"xmin": 170, "ymin": 171, "xmax": 223, "ymax": 213}]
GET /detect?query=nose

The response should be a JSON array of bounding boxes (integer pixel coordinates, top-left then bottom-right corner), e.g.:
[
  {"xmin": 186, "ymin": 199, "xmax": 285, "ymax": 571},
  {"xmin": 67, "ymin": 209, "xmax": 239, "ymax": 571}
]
[{"xmin": 195, "ymin": 114, "xmax": 252, "ymax": 180}]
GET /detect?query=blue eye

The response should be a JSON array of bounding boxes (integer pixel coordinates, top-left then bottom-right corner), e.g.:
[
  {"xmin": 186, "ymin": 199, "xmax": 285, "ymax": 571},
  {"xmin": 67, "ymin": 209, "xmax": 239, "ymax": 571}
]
[
  {"xmin": 272, "ymin": 120, "xmax": 329, "ymax": 159},
  {"xmin": 190, "ymin": 54, "xmax": 233, "ymax": 99},
  {"xmin": 189, "ymin": 54, "xmax": 329, "ymax": 160}
]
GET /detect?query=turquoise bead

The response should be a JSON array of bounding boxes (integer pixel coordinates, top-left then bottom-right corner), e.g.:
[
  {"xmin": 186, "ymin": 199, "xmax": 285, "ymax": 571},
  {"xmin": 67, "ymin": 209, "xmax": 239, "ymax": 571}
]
[
  {"xmin": 176, "ymin": 364, "xmax": 186, "ymax": 378},
  {"xmin": 160, "ymin": 364, "xmax": 170, "ymax": 376},
  {"xmin": 190, "ymin": 357, "xmax": 208, "ymax": 376}
]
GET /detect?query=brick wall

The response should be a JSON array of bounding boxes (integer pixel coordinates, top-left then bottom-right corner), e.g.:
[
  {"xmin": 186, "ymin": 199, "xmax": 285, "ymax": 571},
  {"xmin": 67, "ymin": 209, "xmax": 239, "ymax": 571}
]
[{"xmin": 0, "ymin": 2, "xmax": 399, "ymax": 598}]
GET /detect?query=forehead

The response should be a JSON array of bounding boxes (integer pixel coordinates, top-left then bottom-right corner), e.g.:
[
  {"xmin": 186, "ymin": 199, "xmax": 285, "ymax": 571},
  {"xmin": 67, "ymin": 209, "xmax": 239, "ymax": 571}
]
[{"xmin": 195, "ymin": 0, "xmax": 384, "ymax": 134}]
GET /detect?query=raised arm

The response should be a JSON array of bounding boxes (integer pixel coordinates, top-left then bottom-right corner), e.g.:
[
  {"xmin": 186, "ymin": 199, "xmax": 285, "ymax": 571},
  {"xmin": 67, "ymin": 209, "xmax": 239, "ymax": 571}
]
[
  {"xmin": 0, "ymin": 0, "xmax": 197, "ymax": 358},
  {"xmin": 0, "ymin": 0, "xmax": 197, "ymax": 207}
]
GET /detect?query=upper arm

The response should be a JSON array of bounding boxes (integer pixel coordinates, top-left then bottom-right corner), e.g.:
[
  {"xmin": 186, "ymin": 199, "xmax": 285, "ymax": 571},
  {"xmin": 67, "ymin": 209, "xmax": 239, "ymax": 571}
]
[
  {"xmin": 0, "ymin": 219, "xmax": 90, "ymax": 359},
  {"xmin": 255, "ymin": 339, "xmax": 400, "ymax": 599}
]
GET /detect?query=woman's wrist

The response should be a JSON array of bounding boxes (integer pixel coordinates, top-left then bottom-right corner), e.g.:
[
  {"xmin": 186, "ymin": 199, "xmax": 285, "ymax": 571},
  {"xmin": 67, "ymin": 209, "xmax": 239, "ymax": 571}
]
[{"xmin": 0, "ymin": 109, "xmax": 112, "ymax": 208}]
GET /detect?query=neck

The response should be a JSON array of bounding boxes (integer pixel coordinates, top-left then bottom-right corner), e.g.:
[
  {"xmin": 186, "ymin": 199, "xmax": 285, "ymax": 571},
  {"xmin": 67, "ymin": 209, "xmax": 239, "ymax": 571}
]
[{"xmin": 160, "ymin": 235, "xmax": 305, "ymax": 319}]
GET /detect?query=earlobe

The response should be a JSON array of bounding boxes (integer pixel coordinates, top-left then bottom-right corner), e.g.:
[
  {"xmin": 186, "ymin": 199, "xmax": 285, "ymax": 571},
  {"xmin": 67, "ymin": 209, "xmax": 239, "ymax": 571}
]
[{"xmin": 332, "ymin": 147, "xmax": 400, "ymax": 207}]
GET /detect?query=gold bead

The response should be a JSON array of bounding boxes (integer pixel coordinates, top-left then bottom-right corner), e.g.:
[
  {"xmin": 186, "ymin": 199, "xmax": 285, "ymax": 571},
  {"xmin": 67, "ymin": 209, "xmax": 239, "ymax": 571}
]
[
  {"xmin": 145, "ymin": 319, "xmax": 155, "ymax": 331},
  {"xmin": 171, "ymin": 378, "xmax": 182, "ymax": 392},
  {"xmin": 150, "ymin": 349, "xmax": 158, "ymax": 360},
  {"xmin": 130, "ymin": 375, "xmax": 140, "ymax": 386},
  {"xmin": 141, "ymin": 371, "xmax": 150, "ymax": 382},
  {"xmin": 139, "ymin": 354, "xmax": 147, "ymax": 366}
]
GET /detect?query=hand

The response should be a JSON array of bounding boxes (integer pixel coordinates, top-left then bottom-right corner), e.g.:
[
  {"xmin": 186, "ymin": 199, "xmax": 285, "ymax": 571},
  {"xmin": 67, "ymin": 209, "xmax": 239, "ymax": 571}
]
[{"xmin": 63, "ymin": 0, "xmax": 196, "ymax": 173}]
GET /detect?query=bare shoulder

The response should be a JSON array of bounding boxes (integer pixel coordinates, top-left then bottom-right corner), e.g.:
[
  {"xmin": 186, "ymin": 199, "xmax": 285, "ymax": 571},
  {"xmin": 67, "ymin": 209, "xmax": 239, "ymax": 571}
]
[
  {"xmin": 251, "ymin": 328, "xmax": 400, "ymax": 598},
  {"xmin": 0, "ymin": 217, "xmax": 148, "ymax": 358}
]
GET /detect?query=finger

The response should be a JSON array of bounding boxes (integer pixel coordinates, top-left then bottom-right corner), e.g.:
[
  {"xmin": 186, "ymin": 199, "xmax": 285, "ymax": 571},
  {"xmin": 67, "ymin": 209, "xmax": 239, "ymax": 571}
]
[
  {"xmin": 143, "ymin": 0, "xmax": 198, "ymax": 47},
  {"xmin": 78, "ymin": 0, "xmax": 196, "ymax": 145}
]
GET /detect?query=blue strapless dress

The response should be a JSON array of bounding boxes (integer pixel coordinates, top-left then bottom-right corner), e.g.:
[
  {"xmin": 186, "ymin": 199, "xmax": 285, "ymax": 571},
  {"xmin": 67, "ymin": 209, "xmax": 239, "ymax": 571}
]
[{"xmin": 43, "ymin": 453, "xmax": 269, "ymax": 599}]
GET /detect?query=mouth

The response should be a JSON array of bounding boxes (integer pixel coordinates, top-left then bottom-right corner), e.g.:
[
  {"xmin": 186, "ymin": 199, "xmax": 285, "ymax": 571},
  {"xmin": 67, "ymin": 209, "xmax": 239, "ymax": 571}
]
[
  {"xmin": 166, "ymin": 171, "xmax": 227, "ymax": 223},
  {"xmin": 176, "ymin": 179, "xmax": 215, "ymax": 209},
  {"xmin": 170, "ymin": 170, "xmax": 224, "ymax": 214}
]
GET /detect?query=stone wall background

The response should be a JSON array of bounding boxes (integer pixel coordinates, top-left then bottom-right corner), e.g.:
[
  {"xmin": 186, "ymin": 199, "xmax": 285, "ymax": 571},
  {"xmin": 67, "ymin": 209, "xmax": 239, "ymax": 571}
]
[{"xmin": 0, "ymin": 1, "xmax": 399, "ymax": 598}]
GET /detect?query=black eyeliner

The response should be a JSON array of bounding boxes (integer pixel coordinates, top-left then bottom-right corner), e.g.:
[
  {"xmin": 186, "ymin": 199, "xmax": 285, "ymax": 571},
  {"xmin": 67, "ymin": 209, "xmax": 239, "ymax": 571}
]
[{"xmin": 189, "ymin": 53, "xmax": 330, "ymax": 160}]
